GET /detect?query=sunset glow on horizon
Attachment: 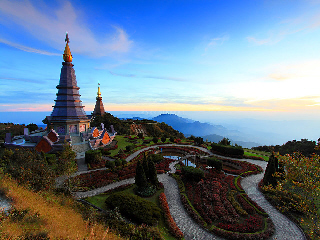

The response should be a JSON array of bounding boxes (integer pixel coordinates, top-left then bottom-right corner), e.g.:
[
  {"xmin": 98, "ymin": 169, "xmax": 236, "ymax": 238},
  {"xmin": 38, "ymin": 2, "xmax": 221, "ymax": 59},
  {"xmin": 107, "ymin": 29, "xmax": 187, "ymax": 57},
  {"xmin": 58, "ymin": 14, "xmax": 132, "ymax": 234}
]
[{"xmin": 1, "ymin": 0, "xmax": 320, "ymax": 119}]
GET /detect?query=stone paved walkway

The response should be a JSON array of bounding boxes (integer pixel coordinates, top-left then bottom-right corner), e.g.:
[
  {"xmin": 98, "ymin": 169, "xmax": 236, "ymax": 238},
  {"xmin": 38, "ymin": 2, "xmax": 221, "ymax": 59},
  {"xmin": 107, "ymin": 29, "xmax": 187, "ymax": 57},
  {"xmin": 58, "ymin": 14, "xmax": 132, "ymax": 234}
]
[{"xmin": 71, "ymin": 144, "xmax": 306, "ymax": 240}]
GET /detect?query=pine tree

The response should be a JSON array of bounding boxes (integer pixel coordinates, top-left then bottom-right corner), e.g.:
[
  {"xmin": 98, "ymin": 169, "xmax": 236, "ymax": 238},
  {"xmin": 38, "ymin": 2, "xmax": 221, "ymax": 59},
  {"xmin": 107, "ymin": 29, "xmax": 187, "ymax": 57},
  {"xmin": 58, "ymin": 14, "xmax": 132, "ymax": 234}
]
[
  {"xmin": 148, "ymin": 158, "xmax": 159, "ymax": 186},
  {"xmin": 142, "ymin": 153, "xmax": 149, "ymax": 181},
  {"xmin": 135, "ymin": 160, "xmax": 147, "ymax": 189},
  {"xmin": 263, "ymin": 154, "xmax": 277, "ymax": 187}
]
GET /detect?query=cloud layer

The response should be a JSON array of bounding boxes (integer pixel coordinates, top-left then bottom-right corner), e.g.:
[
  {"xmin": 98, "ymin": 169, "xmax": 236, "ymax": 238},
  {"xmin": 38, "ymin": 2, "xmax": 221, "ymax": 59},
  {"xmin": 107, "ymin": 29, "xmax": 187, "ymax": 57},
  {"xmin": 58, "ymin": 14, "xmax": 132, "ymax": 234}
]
[{"xmin": 0, "ymin": 0, "xmax": 133, "ymax": 57}]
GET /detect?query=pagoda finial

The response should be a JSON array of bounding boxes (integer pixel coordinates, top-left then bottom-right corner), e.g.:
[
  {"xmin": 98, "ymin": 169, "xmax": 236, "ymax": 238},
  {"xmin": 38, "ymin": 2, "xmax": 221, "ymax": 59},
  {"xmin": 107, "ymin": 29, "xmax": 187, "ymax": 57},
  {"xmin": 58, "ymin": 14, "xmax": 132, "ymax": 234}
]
[
  {"xmin": 97, "ymin": 82, "xmax": 101, "ymax": 98},
  {"xmin": 65, "ymin": 32, "xmax": 70, "ymax": 43},
  {"xmin": 63, "ymin": 32, "xmax": 73, "ymax": 62}
]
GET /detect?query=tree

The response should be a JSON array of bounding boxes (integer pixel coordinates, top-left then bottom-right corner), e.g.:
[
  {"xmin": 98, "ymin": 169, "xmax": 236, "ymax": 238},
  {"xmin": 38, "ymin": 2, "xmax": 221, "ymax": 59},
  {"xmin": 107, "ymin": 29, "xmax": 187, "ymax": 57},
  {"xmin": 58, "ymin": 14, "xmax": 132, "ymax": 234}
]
[
  {"xmin": 0, "ymin": 148, "xmax": 55, "ymax": 191},
  {"xmin": 219, "ymin": 137, "xmax": 231, "ymax": 145},
  {"xmin": 263, "ymin": 153, "xmax": 278, "ymax": 187},
  {"xmin": 194, "ymin": 137, "xmax": 204, "ymax": 146},
  {"xmin": 142, "ymin": 153, "xmax": 149, "ymax": 181},
  {"xmin": 161, "ymin": 136, "xmax": 166, "ymax": 143},
  {"xmin": 27, "ymin": 123, "xmax": 38, "ymax": 132},
  {"xmin": 135, "ymin": 160, "xmax": 147, "ymax": 189},
  {"xmin": 57, "ymin": 143, "xmax": 77, "ymax": 175},
  {"xmin": 148, "ymin": 157, "xmax": 159, "ymax": 186},
  {"xmin": 152, "ymin": 137, "xmax": 158, "ymax": 143}
]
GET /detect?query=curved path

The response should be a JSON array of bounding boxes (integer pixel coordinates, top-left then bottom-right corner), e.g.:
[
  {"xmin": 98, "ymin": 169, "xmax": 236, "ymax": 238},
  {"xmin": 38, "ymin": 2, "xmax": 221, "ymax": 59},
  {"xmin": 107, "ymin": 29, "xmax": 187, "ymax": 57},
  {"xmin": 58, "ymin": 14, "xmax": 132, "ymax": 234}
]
[{"xmin": 72, "ymin": 144, "xmax": 306, "ymax": 240}]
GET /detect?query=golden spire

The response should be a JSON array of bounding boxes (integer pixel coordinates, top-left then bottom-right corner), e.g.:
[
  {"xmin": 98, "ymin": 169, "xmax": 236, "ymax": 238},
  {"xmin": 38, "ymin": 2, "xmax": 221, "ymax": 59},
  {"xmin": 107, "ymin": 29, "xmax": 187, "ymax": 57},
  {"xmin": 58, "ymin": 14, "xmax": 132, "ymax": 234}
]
[
  {"xmin": 97, "ymin": 83, "xmax": 101, "ymax": 98},
  {"xmin": 63, "ymin": 32, "xmax": 73, "ymax": 62}
]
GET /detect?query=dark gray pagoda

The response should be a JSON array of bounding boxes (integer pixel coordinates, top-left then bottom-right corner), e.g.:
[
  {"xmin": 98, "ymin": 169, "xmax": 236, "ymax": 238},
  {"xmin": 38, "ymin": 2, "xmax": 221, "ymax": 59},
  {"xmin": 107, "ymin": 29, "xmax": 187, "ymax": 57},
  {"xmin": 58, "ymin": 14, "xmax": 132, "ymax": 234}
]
[
  {"xmin": 92, "ymin": 83, "xmax": 105, "ymax": 116},
  {"xmin": 45, "ymin": 33, "xmax": 90, "ymax": 136}
]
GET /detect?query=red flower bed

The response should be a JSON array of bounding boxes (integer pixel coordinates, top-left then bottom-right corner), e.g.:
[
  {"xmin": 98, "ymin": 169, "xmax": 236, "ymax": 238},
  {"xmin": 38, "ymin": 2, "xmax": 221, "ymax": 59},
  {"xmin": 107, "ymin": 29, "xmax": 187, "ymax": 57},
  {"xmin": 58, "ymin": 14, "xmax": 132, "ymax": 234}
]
[
  {"xmin": 156, "ymin": 158, "xmax": 174, "ymax": 172},
  {"xmin": 160, "ymin": 146, "xmax": 209, "ymax": 156},
  {"xmin": 236, "ymin": 194, "xmax": 256, "ymax": 215},
  {"xmin": 70, "ymin": 149, "xmax": 173, "ymax": 190},
  {"xmin": 221, "ymin": 159, "xmax": 263, "ymax": 175},
  {"xmin": 216, "ymin": 214, "xmax": 264, "ymax": 233},
  {"xmin": 176, "ymin": 159, "xmax": 274, "ymax": 240},
  {"xmin": 224, "ymin": 175, "xmax": 236, "ymax": 190},
  {"xmin": 159, "ymin": 193, "xmax": 184, "ymax": 239}
]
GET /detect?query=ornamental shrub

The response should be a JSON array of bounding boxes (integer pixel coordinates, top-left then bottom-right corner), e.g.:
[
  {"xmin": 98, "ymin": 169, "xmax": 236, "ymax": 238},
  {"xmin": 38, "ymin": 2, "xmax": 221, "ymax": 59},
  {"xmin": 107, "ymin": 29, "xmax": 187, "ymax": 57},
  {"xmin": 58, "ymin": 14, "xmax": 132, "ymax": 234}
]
[
  {"xmin": 263, "ymin": 154, "xmax": 277, "ymax": 187},
  {"xmin": 85, "ymin": 150, "xmax": 102, "ymax": 165},
  {"xmin": 105, "ymin": 192, "xmax": 161, "ymax": 225},
  {"xmin": 135, "ymin": 160, "xmax": 147, "ymax": 189},
  {"xmin": 115, "ymin": 159, "xmax": 122, "ymax": 167},
  {"xmin": 148, "ymin": 158, "xmax": 159, "ymax": 186},
  {"xmin": 181, "ymin": 166, "xmax": 204, "ymax": 182},
  {"xmin": 105, "ymin": 160, "xmax": 115, "ymax": 169},
  {"xmin": 148, "ymin": 154, "xmax": 163, "ymax": 163},
  {"xmin": 207, "ymin": 157, "xmax": 222, "ymax": 172},
  {"xmin": 211, "ymin": 143, "xmax": 244, "ymax": 156}
]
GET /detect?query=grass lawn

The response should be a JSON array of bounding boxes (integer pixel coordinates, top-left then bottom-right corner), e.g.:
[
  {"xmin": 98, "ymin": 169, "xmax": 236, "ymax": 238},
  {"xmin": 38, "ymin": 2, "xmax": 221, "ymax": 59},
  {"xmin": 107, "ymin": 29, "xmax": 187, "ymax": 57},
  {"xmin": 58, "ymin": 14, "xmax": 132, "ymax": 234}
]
[
  {"xmin": 108, "ymin": 135, "xmax": 176, "ymax": 157},
  {"xmin": 85, "ymin": 184, "xmax": 177, "ymax": 240},
  {"xmin": 244, "ymin": 151, "xmax": 270, "ymax": 161}
]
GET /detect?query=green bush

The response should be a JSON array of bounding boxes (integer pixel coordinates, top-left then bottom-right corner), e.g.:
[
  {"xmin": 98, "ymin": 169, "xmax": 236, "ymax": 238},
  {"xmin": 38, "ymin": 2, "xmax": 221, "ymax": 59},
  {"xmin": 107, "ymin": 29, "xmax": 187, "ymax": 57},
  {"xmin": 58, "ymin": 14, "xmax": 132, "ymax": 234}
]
[
  {"xmin": 85, "ymin": 150, "xmax": 102, "ymax": 165},
  {"xmin": 207, "ymin": 157, "xmax": 222, "ymax": 172},
  {"xmin": 44, "ymin": 153, "xmax": 57, "ymax": 165},
  {"xmin": 148, "ymin": 154, "xmax": 163, "ymax": 163},
  {"xmin": 125, "ymin": 145, "xmax": 134, "ymax": 152},
  {"xmin": 181, "ymin": 166, "xmax": 204, "ymax": 182},
  {"xmin": 121, "ymin": 159, "xmax": 127, "ymax": 166},
  {"xmin": 211, "ymin": 143, "xmax": 244, "ymax": 156},
  {"xmin": 105, "ymin": 192, "xmax": 161, "ymax": 225},
  {"xmin": 115, "ymin": 159, "xmax": 122, "ymax": 167},
  {"xmin": 152, "ymin": 137, "xmax": 158, "ymax": 143},
  {"xmin": 105, "ymin": 160, "xmax": 115, "ymax": 169}
]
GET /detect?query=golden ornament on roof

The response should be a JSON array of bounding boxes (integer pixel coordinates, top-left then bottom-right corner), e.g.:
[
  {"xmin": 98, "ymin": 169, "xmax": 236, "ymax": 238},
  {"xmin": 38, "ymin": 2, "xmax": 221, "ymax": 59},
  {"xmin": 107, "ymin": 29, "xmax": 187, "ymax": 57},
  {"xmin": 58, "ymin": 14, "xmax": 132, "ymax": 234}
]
[{"xmin": 63, "ymin": 32, "xmax": 73, "ymax": 62}]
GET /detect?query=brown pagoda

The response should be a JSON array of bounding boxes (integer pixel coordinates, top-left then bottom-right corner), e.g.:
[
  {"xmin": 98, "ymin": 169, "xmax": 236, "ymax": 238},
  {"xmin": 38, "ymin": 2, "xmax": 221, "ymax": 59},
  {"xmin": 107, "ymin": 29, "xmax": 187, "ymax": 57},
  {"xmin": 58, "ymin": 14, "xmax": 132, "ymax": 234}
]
[
  {"xmin": 45, "ymin": 33, "xmax": 90, "ymax": 136},
  {"xmin": 92, "ymin": 83, "xmax": 105, "ymax": 116}
]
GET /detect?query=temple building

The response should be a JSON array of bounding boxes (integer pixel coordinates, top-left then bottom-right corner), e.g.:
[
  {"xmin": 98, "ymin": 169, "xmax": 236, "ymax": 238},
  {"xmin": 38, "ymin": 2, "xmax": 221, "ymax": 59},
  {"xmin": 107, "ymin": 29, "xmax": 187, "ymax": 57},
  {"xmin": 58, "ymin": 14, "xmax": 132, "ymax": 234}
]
[
  {"xmin": 44, "ymin": 33, "xmax": 90, "ymax": 136},
  {"xmin": 5, "ymin": 33, "xmax": 116, "ymax": 154},
  {"xmin": 92, "ymin": 83, "xmax": 105, "ymax": 116}
]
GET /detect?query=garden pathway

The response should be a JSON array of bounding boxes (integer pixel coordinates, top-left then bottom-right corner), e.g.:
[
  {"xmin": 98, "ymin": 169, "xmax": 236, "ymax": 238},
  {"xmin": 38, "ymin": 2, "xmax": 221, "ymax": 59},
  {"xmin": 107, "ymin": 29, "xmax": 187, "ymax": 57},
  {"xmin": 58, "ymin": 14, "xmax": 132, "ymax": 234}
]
[{"xmin": 71, "ymin": 144, "xmax": 306, "ymax": 240}]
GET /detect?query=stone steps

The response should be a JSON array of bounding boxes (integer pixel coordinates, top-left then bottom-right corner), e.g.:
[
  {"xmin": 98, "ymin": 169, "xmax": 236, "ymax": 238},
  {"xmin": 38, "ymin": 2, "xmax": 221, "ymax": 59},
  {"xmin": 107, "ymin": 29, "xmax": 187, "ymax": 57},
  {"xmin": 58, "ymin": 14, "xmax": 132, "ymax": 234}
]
[{"xmin": 72, "ymin": 142, "xmax": 90, "ymax": 153}]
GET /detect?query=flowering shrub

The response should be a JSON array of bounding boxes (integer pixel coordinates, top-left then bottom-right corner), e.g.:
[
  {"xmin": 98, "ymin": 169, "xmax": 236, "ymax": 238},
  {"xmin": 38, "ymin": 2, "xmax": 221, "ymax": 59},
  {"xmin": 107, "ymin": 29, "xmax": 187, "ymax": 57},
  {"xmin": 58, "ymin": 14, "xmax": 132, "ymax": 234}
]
[
  {"xmin": 217, "ymin": 215, "xmax": 264, "ymax": 233},
  {"xmin": 177, "ymin": 160, "xmax": 275, "ymax": 240},
  {"xmin": 159, "ymin": 193, "xmax": 184, "ymax": 239}
]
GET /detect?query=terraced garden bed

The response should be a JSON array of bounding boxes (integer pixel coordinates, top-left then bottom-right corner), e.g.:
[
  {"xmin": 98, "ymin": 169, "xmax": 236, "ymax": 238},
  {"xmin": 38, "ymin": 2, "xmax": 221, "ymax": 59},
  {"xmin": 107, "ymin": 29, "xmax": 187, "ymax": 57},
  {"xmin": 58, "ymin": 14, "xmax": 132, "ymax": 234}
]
[{"xmin": 172, "ymin": 159, "xmax": 274, "ymax": 240}]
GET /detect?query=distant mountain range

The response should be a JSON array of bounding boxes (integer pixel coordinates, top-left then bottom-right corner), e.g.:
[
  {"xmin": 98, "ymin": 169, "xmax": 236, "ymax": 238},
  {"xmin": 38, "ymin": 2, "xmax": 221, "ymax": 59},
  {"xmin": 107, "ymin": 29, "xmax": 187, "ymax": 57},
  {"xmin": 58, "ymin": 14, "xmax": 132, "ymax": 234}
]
[{"xmin": 152, "ymin": 114, "xmax": 261, "ymax": 148}]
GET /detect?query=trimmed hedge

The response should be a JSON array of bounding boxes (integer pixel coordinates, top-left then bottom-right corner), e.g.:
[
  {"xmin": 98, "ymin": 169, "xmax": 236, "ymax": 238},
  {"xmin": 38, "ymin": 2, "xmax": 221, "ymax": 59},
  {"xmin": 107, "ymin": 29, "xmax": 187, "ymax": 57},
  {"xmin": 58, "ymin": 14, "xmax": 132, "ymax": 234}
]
[
  {"xmin": 105, "ymin": 192, "xmax": 161, "ymax": 226},
  {"xmin": 85, "ymin": 150, "xmax": 102, "ymax": 164},
  {"xmin": 207, "ymin": 157, "xmax": 222, "ymax": 172},
  {"xmin": 181, "ymin": 166, "xmax": 204, "ymax": 182},
  {"xmin": 211, "ymin": 143, "xmax": 244, "ymax": 157}
]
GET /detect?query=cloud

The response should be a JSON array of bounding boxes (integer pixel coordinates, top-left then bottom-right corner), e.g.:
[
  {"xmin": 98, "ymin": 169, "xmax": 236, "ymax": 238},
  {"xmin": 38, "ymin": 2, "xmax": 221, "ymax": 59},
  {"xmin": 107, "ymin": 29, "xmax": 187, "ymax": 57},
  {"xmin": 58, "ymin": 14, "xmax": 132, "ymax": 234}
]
[
  {"xmin": 108, "ymin": 70, "xmax": 188, "ymax": 82},
  {"xmin": 0, "ymin": 77, "xmax": 44, "ymax": 84},
  {"xmin": 144, "ymin": 75, "xmax": 187, "ymax": 82},
  {"xmin": 246, "ymin": 36, "xmax": 273, "ymax": 45},
  {"xmin": 109, "ymin": 71, "xmax": 136, "ymax": 78},
  {"xmin": 204, "ymin": 35, "xmax": 229, "ymax": 52},
  {"xmin": 0, "ymin": 0, "xmax": 133, "ymax": 57},
  {"xmin": 0, "ymin": 38, "xmax": 60, "ymax": 56},
  {"xmin": 247, "ymin": 9, "xmax": 320, "ymax": 45},
  {"xmin": 268, "ymin": 73, "xmax": 290, "ymax": 81}
]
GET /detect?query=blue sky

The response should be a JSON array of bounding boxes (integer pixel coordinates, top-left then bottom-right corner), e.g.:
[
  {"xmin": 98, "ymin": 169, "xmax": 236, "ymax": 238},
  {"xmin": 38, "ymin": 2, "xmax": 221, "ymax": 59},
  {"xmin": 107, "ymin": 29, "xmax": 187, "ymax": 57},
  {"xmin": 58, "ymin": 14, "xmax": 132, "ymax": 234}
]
[{"xmin": 1, "ymin": 0, "xmax": 320, "ymax": 119}]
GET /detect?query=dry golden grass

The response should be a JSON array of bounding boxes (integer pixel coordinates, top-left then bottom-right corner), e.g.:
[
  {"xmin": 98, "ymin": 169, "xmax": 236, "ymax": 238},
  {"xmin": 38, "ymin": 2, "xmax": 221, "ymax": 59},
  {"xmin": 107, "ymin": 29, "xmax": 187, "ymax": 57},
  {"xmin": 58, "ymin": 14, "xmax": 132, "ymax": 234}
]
[{"xmin": 0, "ymin": 173, "xmax": 121, "ymax": 240}]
